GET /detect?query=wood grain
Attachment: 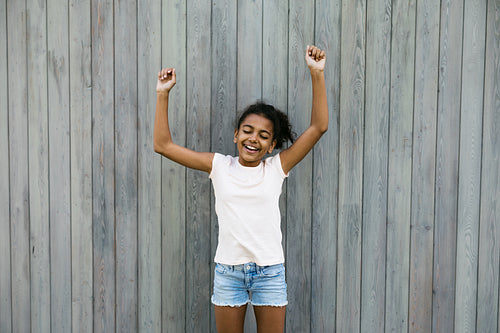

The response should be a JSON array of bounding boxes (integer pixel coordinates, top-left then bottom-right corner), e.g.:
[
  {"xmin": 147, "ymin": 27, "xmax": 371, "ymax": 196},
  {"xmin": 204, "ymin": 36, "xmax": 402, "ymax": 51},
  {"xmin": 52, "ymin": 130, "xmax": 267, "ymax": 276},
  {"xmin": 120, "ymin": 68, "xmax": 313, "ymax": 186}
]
[
  {"xmin": 138, "ymin": 0, "xmax": 162, "ymax": 331},
  {"xmin": 69, "ymin": 0, "xmax": 93, "ymax": 331},
  {"xmin": 27, "ymin": 0, "xmax": 50, "ymax": 330},
  {"xmin": 7, "ymin": 1, "xmax": 31, "ymax": 331},
  {"xmin": 0, "ymin": 0, "xmax": 12, "ymax": 330},
  {"xmin": 92, "ymin": 0, "xmax": 115, "ymax": 331},
  {"xmin": 361, "ymin": 0, "xmax": 391, "ymax": 331},
  {"xmin": 477, "ymin": 2, "xmax": 500, "ymax": 332}
]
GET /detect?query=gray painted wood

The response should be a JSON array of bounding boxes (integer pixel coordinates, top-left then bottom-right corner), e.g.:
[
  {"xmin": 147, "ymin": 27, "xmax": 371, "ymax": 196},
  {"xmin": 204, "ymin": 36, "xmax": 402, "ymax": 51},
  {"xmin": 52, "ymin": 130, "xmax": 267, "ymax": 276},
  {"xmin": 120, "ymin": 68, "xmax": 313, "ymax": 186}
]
[
  {"xmin": 1, "ymin": 1, "xmax": 499, "ymax": 332},
  {"xmin": 137, "ymin": 0, "xmax": 162, "ymax": 332},
  {"xmin": 311, "ymin": 0, "xmax": 340, "ymax": 331},
  {"xmin": 432, "ymin": 0, "xmax": 463, "ymax": 331},
  {"xmin": 455, "ymin": 1, "xmax": 487, "ymax": 332},
  {"xmin": 26, "ymin": 0, "xmax": 50, "ymax": 330},
  {"xmin": 337, "ymin": 0, "xmax": 365, "ymax": 331},
  {"xmin": 114, "ymin": 0, "xmax": 138, "ymax": 331},
  {"xmin": 7, "ymin": 1, "xmax": 31, "ymax": 332},
  {"xmin": 0, "ymin": 0, "xmax": 11, "ymax": 330},
  {"xmin": 477, "ymin": 2, "xmax": 500, "ymax": 332},
  {"xmin": 385, "ymin": 0, "xmax": 415, "ymax": 331},
  {"xmin": 409, "ymin": 0, "xmax": 440, "ymax": 331},
  {"xmin": 47, "ymin": 0, "xmax": 72, "ymax": 331},
  {"xmin": 361, "ymin": 0, "xmax": 391, "ymax": 331},
  {"xmin": 185, "ymin": 0, "xmax": 212, "ymax": 331},
  {"xmin": 92, "ymin": 0, "xmax": 115, "ymax": 332},
  {"xmin": 161, "ymin": 1, "xmax": 187, "ymax": 332},
  {"xmin": 286, "ymin": 1, "xmax": 314, "ymax": 332},
  {"xmin": 69, "ymin": 0, "xmax": 93, "ymax": 331}
]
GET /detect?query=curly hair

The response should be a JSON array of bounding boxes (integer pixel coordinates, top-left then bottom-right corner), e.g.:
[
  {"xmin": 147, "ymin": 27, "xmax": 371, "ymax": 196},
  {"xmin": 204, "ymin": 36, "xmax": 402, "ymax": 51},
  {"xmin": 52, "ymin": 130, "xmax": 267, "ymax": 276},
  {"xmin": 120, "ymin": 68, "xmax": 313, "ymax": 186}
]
[{"xmin": 236, "ymin": 102, "xmax": 295, "ymax": 150}]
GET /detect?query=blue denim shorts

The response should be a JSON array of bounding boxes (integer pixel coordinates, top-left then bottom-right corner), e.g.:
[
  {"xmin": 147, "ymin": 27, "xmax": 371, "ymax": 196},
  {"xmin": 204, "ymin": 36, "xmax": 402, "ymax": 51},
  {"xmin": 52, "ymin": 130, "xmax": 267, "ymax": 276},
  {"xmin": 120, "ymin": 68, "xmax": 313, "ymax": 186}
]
[{"xmin": 211, "ymin": 262, "xmax": 288, "ymax": 307}]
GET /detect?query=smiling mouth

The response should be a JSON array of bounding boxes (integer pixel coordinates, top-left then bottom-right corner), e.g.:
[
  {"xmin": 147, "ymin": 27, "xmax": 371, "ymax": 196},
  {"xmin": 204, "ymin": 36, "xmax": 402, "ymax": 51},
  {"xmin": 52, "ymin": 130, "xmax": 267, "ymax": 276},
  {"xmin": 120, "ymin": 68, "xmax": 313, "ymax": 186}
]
[{"xmin": 244, "ymin": 144, "xmax": 260, "ymax": 152}]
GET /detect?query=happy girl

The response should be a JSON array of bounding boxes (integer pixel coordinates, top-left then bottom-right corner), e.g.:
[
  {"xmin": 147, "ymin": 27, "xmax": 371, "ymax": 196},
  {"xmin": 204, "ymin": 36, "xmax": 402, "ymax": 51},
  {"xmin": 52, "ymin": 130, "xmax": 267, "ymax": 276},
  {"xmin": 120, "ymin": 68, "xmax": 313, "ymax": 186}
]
[{"xmin": 154, "ymin": 45, "xmax": 328, "ymax": 333}]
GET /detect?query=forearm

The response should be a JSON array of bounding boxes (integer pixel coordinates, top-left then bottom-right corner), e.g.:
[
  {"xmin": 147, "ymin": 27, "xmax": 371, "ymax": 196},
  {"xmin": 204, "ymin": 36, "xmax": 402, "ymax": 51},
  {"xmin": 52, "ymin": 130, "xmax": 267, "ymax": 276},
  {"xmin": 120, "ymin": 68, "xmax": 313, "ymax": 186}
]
[
  {"xmin": 310, "ymin": 70, "xmax": 328, "ymax": 133},
  {"xmin": 153, "ymin": 92, "xmax": 174, "ymax": 154}
]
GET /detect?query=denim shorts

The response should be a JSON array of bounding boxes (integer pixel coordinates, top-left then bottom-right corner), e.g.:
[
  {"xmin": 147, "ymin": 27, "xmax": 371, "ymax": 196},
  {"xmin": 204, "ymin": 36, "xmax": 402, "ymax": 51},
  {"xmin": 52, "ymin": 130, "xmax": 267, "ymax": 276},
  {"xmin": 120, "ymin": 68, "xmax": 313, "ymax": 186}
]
[{"xmin": 211, "ymin": 262, "xmax": 288, "ymax": 307}]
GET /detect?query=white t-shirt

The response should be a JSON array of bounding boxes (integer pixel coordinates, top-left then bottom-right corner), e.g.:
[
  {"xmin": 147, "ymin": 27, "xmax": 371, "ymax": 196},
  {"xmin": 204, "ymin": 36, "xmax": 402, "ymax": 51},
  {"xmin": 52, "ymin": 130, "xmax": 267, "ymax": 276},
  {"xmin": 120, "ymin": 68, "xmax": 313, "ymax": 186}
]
[{"xmin": 209, "ymin": 153, "xmax": 288, "ymax": 266}]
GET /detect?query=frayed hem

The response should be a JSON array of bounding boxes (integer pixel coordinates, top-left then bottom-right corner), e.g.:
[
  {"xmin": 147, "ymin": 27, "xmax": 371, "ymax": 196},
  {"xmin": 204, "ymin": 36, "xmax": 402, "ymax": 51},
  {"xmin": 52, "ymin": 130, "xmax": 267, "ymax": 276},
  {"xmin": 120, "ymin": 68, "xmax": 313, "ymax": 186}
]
[
  {"xmin": 250, "ymin": 302, "xmax": 288, "ymax": 307},
  {"xmin": 212, "ymin": 300, "xmax": 250, "ymax": 308}
]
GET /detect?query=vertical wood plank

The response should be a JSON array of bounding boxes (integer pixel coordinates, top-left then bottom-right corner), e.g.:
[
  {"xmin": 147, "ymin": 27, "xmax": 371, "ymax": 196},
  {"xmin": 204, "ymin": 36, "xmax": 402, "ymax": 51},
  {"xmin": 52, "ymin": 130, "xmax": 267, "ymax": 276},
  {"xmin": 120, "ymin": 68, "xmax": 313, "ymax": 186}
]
[
  {"xmin": 114, "ymin": 0, "xmax": 138, "ymax": 331},
  {"xmin": 286, "ymin": 1, "xmax": 314, "ymax": 332},
  {"xmin": 336, "ymin": 0, "xmax": 365, "ymax": 331},
  {"xmin": 211, "ymin": 0, "xmax": 237, "ymax": 330},
  {"xmin": 0, "ymin": 0, "xmax": 12, "ymax": 330},
  {"xmin": 311, "ymin": 0, "xmax": 340, "ymax": 331},
  {"xmin": 26, "ymin": 0, "xmax": 50, "ymax": 330},
  {"xmin": 186, "ymin": 0, "xmax": 212, "ymax": 330},
  {"xmin": 361, "ymin": 0, "xmax": 391, "ymax": 331},
  {"xmin": 69, "ymin": 0, "xmax": 93, "ymax": 331},
  {"xmin": 138, "ymin": 0, "xmax": 161, "ymax": 331},
  {"xmin": 432, "ymin": 0, "xmax": 463, "ymax": 331},
  {"xmin": 92, "ymin": 0, "xmax": 115, "ymax": 331},
  {"xmin": 454, "ymin": 0, "xmax": 487, "ymax": 332},
  {"xmin": 237, "ymin": 0, "xmax": 262, "ymax": 109},
  {"xmin": 7, "ymin": 0, "xmax": 31, "ymax": 331},
  {"xmin": 477, "ymin": 1, "xmax": 500, "ymax": 331},
  {"xmin": 162, "ymin": 0, "xmax": 187, "ymax": 331},
  {"xmin": 47, "ymin": 0, "xmax": 72, "ymax": 331},
  {"xmin": 409, "ymin": 0, "xmax": 440, "ymax": 331},
  {"xmin": 385, "ymin": 0, "xmax": 415, "ymax": 331}
]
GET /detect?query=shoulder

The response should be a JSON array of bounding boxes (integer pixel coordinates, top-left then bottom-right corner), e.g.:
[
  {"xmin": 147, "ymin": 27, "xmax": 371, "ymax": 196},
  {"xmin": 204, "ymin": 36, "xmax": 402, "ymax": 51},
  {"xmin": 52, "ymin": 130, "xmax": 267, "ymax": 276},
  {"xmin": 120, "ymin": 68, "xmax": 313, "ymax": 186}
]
[
  {"xmin": 264, "ymin": 153, "xmax": 289, "ymax": 178},
  {"xmin": 210, "ymin": 153, "xmax": 237, "ymax": 178}
]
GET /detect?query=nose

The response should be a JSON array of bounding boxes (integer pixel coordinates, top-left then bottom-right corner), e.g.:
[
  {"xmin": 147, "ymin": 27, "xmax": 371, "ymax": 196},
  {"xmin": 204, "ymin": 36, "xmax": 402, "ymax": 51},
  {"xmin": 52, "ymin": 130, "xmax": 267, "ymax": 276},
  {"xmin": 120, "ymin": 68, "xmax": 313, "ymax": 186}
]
[{"xmin": 249, "ymin": 133, "xmax": 257, "ymax": 142}]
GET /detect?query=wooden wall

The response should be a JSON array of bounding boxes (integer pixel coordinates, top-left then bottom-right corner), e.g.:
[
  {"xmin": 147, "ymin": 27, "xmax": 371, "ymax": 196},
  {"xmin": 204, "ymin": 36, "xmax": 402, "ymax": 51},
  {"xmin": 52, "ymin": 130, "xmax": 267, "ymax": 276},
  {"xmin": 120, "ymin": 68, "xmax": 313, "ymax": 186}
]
[{"xmin": 1, "ymin": 0, "xmax": 499, "ymax": 332}]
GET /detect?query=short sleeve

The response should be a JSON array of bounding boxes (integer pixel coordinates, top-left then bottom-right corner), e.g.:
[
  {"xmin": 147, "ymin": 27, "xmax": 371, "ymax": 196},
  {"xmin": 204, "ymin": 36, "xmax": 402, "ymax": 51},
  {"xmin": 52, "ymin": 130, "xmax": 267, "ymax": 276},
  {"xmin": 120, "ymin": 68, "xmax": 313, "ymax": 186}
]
[
  {"xmin": 209, "ymin": 153, "xmax": 231, "ymax": 180},
  {"xmin": 266, "ymin": 153, "xmax": 289, "ymax": 179}
]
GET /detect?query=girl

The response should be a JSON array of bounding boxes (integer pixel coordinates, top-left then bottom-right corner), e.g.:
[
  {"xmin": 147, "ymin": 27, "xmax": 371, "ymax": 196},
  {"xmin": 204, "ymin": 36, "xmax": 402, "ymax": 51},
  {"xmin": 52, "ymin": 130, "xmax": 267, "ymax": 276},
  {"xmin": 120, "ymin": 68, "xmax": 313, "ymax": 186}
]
[{"xmin": 154, "ymin": 45, "xmax": 327, "ymax": 333}]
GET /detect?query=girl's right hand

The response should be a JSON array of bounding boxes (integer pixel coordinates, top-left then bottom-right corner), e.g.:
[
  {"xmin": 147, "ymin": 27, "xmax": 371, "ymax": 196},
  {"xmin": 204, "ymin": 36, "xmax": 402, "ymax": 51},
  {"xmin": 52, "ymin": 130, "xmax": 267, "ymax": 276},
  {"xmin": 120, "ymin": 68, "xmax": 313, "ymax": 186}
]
[{"xmin": 156, "ymin": 67, "xmax": 176, "ymax": 93}]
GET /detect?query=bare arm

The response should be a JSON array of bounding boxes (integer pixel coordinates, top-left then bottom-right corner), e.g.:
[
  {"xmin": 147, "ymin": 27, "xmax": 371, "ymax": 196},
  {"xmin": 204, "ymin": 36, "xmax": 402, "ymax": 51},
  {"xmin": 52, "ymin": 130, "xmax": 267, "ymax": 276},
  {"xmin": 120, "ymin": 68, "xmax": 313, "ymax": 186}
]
[
  {"xmin": 153, "ymin": 68, "xmax": 214, "ymax": 173},
  {"xmin": 280, "ymin": 45, "xmax": 328, "ymax": 174}
]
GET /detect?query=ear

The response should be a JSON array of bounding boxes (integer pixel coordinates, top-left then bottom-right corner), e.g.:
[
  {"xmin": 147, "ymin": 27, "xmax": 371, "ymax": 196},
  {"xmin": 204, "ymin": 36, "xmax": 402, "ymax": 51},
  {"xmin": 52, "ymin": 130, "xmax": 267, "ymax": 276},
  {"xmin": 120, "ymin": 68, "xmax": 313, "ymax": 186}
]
[
  {"xmin": 233, "ymin": 129, "xmax": 238, "ymax": 143},
  {"xmin": 268, "ymin": 140, "xmax": 277, "ymax": 154}
]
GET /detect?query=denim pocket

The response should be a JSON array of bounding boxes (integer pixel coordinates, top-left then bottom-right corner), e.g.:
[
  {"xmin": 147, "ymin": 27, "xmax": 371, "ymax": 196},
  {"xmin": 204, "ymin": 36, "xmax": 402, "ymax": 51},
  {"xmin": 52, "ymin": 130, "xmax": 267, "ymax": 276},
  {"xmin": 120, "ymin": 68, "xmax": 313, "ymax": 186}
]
[
  {"xmin": 260, "ymin": 264, "xmax": 284, "ymax": 277},
  {"xmin": 215, "ymin": 263, "xmax": 229, "ymax": 274}
]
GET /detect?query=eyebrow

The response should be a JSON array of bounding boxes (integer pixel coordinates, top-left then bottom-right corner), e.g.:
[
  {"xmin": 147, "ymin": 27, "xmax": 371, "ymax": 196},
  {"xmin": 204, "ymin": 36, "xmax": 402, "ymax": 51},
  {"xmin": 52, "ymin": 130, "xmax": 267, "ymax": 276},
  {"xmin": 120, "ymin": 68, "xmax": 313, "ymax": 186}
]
[{"xmin": 242, "ymin": 124, "xmax": 271, "ymax": 136}]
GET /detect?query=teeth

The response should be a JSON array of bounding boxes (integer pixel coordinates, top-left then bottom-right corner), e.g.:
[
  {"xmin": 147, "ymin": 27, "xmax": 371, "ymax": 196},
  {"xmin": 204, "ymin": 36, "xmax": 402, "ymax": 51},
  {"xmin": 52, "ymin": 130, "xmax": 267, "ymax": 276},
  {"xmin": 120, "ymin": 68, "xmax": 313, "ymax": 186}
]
[{"xmin": 245, "ymin": 145, "xmax": 258, "ymax": 151}]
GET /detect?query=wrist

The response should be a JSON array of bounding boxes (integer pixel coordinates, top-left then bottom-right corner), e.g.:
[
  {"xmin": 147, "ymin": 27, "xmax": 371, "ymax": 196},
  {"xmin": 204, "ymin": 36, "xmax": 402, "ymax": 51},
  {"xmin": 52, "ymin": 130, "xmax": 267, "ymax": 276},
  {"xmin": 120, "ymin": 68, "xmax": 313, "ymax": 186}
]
[
  {"xmin": 157, "ymin": 90, "xmax": 170, "ymax": 97},
  {"xmin": 310, "ymin": 69, "xmax": 324, "ymax": 77}
]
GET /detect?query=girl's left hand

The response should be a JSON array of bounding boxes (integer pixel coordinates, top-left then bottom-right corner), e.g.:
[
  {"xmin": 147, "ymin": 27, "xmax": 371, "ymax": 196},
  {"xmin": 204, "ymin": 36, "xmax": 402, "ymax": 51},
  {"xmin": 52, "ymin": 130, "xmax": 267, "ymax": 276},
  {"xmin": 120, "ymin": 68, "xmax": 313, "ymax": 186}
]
[{"xmin": 305, "ymin": 45, "xmax": 326, "ymax": 72}]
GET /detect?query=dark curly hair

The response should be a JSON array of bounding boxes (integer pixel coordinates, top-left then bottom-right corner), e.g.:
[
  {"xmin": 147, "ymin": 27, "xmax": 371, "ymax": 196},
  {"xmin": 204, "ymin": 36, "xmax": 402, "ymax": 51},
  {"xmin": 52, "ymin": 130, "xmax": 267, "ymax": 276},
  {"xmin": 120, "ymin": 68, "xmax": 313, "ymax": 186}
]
[{"xmin": 236, "ymin": 102, "xmax": 295, "ymax": 150}]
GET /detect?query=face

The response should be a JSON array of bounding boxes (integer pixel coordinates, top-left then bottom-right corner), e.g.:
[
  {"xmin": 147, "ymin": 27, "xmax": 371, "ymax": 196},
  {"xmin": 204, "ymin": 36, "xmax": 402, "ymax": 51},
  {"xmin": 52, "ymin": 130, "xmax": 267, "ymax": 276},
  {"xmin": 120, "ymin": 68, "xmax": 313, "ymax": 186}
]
[{"xmin": 234, "ymin": 113, "xmax": 276, "ymax": 167}]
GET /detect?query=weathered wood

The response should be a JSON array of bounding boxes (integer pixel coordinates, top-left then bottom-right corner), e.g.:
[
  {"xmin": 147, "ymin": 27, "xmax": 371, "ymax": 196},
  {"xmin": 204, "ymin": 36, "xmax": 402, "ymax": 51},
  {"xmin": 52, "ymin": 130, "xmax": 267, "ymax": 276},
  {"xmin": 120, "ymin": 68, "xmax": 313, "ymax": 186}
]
[
  {"xmin": 185, "ymin": 0, "xmax": 212, "ymax": 331},
  {"xmin": 69, "ymin": 0, "xmax": 93, "ymax": 331},
  {"xmin": 385, "ymin": 0, "xmax": 415, "ymax": 331},
  {"xmin": 137, "ymin": 0, "xmax": 162, "ymax": 331},
  {"xmin": 92, "ymin": 0, "xmax": 115, "ymax": 331},
  {"xmin": 0, "ymin": 0, "xmax": 12, "ymax": 330},
  {"xmin": 454, "ymin": 1, "xmax": 487, "ymax": 332},
  {"xmin": 47, "ymin": 0, "xmax": 72, "ymax": 331},
  {"xmin": 7, "ymin": 1, "xmax": 31, "ymax": 331},
  {"xmin": 432, "ymin": 0, "xmax": 463, "ymax": 331},
  {"xmin": 409, "ymin": 0, "xmax": 440, "ymax": 331},
  {"xmin": 161, "ymin": 0, "xmax": 187, "ymax": 332},
  {"xmin": 477, "ymin": 2, "xmax": 500, "ymax": 332},
  {"xmin": 336, "ymin": 0, "xmax": 365, "ymax": 331},
  {"xmin": 26, "ymin": 0, "xmax": 50, "ymax": 330},
  {"xmin": 286, "ymin": 1, "xmax": 314, "ymax": 332},
  {"xmin": 114, "ymin": 0, "xmax": 138, "ymax": 331},
  {"xmin": 311, "ymin": 0, "xmax": 340, "ymax": 331},
  {"xmin": 211, "ymin": 0, "xmax": 237, "ymax": 330},
  {"xmin": 361, "ymin": 0, "xmax": 391, "ymax": 331}
]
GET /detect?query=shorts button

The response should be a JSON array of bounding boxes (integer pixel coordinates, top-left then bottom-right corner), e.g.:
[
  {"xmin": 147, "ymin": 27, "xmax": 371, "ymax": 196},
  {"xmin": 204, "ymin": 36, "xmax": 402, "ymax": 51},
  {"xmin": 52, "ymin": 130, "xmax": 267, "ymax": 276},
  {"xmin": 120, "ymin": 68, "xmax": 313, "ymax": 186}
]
[{"xmin": 247, "ymin": 265, "xmax": 250, "ymax": 270}]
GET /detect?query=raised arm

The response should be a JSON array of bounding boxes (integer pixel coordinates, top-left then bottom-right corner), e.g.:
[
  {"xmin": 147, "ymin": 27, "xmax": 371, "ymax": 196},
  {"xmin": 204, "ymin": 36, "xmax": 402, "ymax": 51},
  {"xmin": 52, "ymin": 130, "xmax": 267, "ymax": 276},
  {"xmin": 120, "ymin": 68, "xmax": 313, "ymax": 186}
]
[
  {"xmin": 280, "ymin": 45, "xmax": 328, "ymax": 174},
  {"xmin": 153, "ymin": 68, "xmax": 214, "ymax": 173}
]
